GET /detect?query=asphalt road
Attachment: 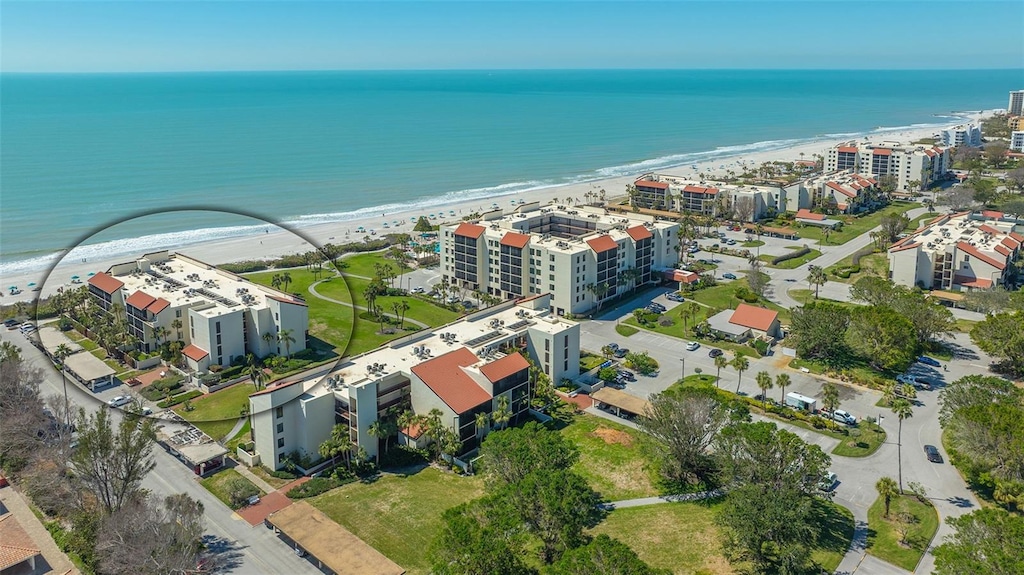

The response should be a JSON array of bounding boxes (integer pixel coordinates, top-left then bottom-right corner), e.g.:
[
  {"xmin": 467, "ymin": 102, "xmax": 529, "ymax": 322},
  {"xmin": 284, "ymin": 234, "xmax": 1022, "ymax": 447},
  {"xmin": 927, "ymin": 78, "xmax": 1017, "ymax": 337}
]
[{"xmin": 1, "ymin": 327, "xmax": 322, "ymax": 575}]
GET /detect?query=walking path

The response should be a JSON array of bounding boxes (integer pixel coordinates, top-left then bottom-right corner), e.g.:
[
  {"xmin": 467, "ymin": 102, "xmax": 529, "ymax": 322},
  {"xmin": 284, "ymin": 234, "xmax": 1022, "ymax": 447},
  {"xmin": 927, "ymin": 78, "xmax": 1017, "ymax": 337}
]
[
  {"xmin": 308, "ymin": 278, "xmax": 430, "ymax": 330},
  {"xmin": 0, "ymin": 485, "xmax": 80, "ymax": 575},
  {"xmin": 224, "ymin": 416, "xmax": 248, "ymax": 443},
  {"xmin": 234, "ymin": 464, "xmax": 276, "ymax": 494},
  {"xmin": 604, "ymin": 489, "xmax": 725, "ymax": 510}
]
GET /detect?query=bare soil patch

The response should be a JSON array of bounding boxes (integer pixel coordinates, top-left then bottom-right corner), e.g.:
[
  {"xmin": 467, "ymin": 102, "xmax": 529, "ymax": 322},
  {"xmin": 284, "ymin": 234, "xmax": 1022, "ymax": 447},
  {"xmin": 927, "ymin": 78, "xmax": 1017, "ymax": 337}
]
[{"xmin": 591, "ymin": 426, "xmax": 634, "ymax": 446}]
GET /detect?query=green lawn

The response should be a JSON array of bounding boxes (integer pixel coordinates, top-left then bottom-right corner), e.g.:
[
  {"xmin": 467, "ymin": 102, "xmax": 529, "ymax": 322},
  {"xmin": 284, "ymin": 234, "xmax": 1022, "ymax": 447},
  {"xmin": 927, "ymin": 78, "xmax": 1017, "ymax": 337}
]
[
  {"xmin": 248, "ymin": 464, "xmax": 296, "ymax": 490},
  {"xmin": 788, "ymin": 288, "xmax": 861, "ymax": 309},
  {"xmin": 687, "ymin": 278, "xmax": 790, "ymax": 323},
  {"xmin": 789, "ymin": 356, "xmax": 894, "ymax": 389},
  {"xmin": 309, "ymin": 468, "xmax": 485, "ymax": 575},
  {"xmin": 758, "ymin": 248, "xmax": 822, "ymax": 269},
  {"xmin": 741, "ymin": 240, "xmax": 765, "ymax": 248},
  {"xmin": 66, "ymin": 330, "xmax": 100, "ymax": 351},
  {"xmin": 867, "ymin": 494, "xmax": 940, "ymax": 571},
  {"xmin": 589, "ymin": 498, "xmax": 853, "ymax": 575},
  {"xmin": 908, "ymin": 212, "xmax": 941, "ymax": 231},
  {"xmin": 824, "ymin": 250, "xmax": 890, "ymax": 284},
  {"xmin": 337, "ymin": 252, "xmax": 411, "ymax": 279},
  {"xmin": 558, "ymin": 414, "xmax": 660, "ymax": 500},
  {"xmin": 200, "ymin": 468, "xmax": 265, "ymax": 510},
  {"xmin": 174, "ymin": 382, "xmax": 255, "ymax": 441},
  {"xmin": 793, "ymin": 201, "xmax": 916, "ymax": 245},
  {"xmin": 615, "ymin": 324, "xmax": 638, "ymax": 337},
  {"xmin": 828, "ymin": 421, "xmax": 887, "ymax": 457},
  {"xmin": 317, "ymin": 276, "xmax": 460, "ymax": 327},
  {"xmin": 246, "ymin": 269, "xmax": 354, "ymax": 354},
  {"xmin": 579, "ymin": 352, "xmax": 607, "ymax": 372}
]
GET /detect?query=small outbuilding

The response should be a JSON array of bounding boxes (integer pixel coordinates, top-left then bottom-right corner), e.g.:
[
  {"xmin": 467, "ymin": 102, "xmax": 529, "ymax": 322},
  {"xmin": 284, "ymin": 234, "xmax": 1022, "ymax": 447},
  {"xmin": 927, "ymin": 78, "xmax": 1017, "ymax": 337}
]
[
  {"xmin": 62, "ymin": 351, "xmax": 116, "ymax": 391},
  {"xmin": 591, "ymin": 387, "xmax": 651, "ymax": 419}
]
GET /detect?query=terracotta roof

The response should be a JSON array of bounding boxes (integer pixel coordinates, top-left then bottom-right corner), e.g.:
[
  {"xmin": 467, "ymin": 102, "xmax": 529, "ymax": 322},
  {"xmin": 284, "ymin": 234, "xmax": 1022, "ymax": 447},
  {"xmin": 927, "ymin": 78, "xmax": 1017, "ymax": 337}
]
[
  {"xmin": 682, "ymin": 184, "xmax": 719, "ymax": 195},
  {"xmin": 995, "ymin": 244, "xmax": 1011, "ymax": 256},
  {"xmin": 586, "ymin": 235, "xmax": 618, "ymax": 253},
  {"xmin": 889, "ymin": 241, "xmax": 921, "ymax": 253},
  {"xmin": 625, "ymin": 225, "xmax": 653, "ymax": 242},
  {"xmin": 1010, "ymin": 232, "xmax": 1023, "ymax": 242},
  {"xmin": 981, "ymin": 210, "xmax": 1004, "ymax": 219},
  {"xmin": 634, "ymin": 179, "xmax": 668, "ymax": 190},
  {"xmin": 826, "ymin": 181, "xmax": 856, "ymax": 198},
  {"xmin": 957, "ymin": 241, "xmax": 1006, "ymax": 270},
  {"xmin": 125, "ymin": 290, "xmax": 157, "ymax": 311},
  {"xmin": 479, "ymin": 353, "xmax": 530, "ymax": 383},
  {"xmin": 182, "ymin": 344, "xmax": 209, "ymax": 362},
  {"xmin": 664, "ymin": 269, "xmax": 699, "ymax": 284},
  {"xmin": 729, "ymin": 303, "xmax": 779, "ymax": 332},
  {"xmin": 411, "ymin": 347, "xmax": 491, "ymax": 414},
  {"xmin": 837, "ymin": 203, "xmax": 849, "ymax": 211},
  {"xmin": 795, "ymin": 209, "xmax": 825, "ymax": 221},
  {"xmin": 147, "ymin": 297, "xmax": 170, "ymax": 314},
  {"xmin": 266, "ymin": 294, "xmax": 307, "ymax": 307},
  {"xmin": 402, "ymin": 421, "xmax": 425, "ymax": 440},
  {"xmin": 1002, "ymin": 236, "xmax": 1020, "ymax": 249},
  {"xmin": 978, "ymin": 224, "xmax": 1002, "ymax": 235},
  {"xmin": 87, "ymin": 272, "xmax": 124, "ymax": 294},
  {"xmin": 837, "ymin": 146, "xmax": 858, "ymax": 153},
  {"xmin": 0, "ymin": 513, "xmax": 41, "ymax": 571},
  {"xmin": 924, "ymin": 149, "xmax": 936, "ymax": 157},
  {"xmin": 499, "ymin": 232, "xmax": 530, "ymax": 249},
  {"xmin": 953, "ymin": 275, "xmax": 993, "ymax": 289},
  {"xmin": 873, "ymin": 148, "xmax": 892, "ymax": 156},
  {"xmin": 454, "ymin": 222, "xmax": 485, "ymax": 239}
]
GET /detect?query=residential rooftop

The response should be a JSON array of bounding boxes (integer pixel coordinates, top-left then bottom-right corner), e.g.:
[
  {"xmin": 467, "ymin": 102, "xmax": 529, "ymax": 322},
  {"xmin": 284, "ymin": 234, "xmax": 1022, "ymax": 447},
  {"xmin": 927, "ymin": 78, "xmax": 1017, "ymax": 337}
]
[{"xmin": 900, "ymin": 212, "xmax": 1021, "ymax": 262}]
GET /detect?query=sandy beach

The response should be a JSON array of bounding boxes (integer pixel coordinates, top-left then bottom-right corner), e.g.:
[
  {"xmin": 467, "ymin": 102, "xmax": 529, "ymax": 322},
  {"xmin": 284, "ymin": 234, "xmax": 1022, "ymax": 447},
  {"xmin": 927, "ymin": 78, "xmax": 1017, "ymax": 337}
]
[{"xmin": 1, "ymin": 111, "xmax": 991, "ymax": 306}]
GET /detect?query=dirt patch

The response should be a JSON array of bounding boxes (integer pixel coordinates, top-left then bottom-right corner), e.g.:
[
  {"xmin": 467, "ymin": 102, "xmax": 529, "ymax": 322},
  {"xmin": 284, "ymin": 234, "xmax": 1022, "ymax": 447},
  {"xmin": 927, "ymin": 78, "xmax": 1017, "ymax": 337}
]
[
  {"xmin": 773, "ymin": 355, "xmax": 793, "ymax": 369},
  {"xmin": 591, "ymin": 427, "xmax": 634, "ymax": 446}
]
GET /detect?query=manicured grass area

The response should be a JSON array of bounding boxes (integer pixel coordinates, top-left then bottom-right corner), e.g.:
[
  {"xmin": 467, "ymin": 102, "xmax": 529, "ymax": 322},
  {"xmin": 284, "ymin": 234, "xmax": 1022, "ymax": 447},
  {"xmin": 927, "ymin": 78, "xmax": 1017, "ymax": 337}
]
[
  {"xmin": 589, "ymin": 498, "xmax": 853, "ymax": 575},
  {"xmin": 248, "ymin": 465, "xmax": 296, "ymax": 490},
  {"xmin": 200, "ymin": 468, "xmax": 264, "ymax": 510},
  {"xmin": 867, "ymin": 494, "xmax": 940, "ymax": 571},
  {"xmin": 65, "ymin": 330, "xmax": 100, "ymax": 351},
  {"xmin": 309, "ymin": 467, "xmax": 485, "ymax": 575},
  {"xmin": 686, "ymin": 278, "xmax": 790, "ymax": 323},
  {"xmin": 953, "ymin": 318, "xmax": 977, "ymax": 333},
  {"xmin": 829, "ymin": 421, "xmax": 887, "ymax": 457},
  {"xmin": 337, "ymin": 252, "xmax": 410, "ymax": 279},
  {"xmin": 246, "ymin": 270, "xmax": 353, "ymax": 354},
  {"xmin": 908, "ymin": 212, "xmax": 941, "ymax": 231},
  {"xmin": 319, "ymin": 276, "xmax": 460, "ymax": 327},
  {"xmin": 174, "ymin": 382, "xmax": 255, "ymax": 441},
  {"xmin": 624, "ymin": 304, "xmax": 710, "ymax": 342},
  {"xmin": 741, "ymin": 240, "xmax": 764, "ymax": 247},
  {"xmin": 758, "ymin": 248, "xmax": 822, "ymax": 269},
  {"xmin": 824, "ymin": 250, "xmax": 890, "ymax": 284},
  {"xmin": 558, "ymin": 414, "xmax": 659, "ymax": 500},
  {"xmin": 615, "ymin": 324, "xmax": 638, "ymax": 337},
  {"xmin": 788, "ymin": 288, "xmax": 860, "ymax": 309},
  {"xmin": 225, "ymin": 420, "xmax": 251, "ymax": 453},
  {"xmin": 789, "ymin": 356, "xmax": 894, "ymax": 389},
  {"xmin": 579, "ymin": 352, "xmax": 607, "ymax": 372},
  {"xmin": 792, "ymin": 201, "xmax": 916, "ymax": 245}
]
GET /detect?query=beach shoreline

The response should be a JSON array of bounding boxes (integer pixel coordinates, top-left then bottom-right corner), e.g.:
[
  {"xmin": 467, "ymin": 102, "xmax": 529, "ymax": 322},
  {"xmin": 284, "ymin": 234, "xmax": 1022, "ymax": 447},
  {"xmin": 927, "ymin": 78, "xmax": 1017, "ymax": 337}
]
[{"xmin": 0, "ymin": 110, "xmax": 993, "ymax": 305}]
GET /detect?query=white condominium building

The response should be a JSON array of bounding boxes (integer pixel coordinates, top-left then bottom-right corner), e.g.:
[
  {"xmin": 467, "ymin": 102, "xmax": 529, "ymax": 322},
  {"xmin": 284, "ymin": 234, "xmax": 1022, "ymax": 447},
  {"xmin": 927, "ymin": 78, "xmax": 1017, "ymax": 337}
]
[
  {"xmin": 439, "ymin": 203, "xmax": 679, "ymax": 316},
  {"xmin": 1011, "ymin": 131, "xmax": 1024, "ymax": 153},
  {"xmin": 634, "ymin": 174, "xmax": 795, "ymax": 222},
  {"xmin": 824, "ymin": 141, "xmax": 949, "ymax": 192},
  {"xmin": 87, "ymin": 250, "xmax": 308, "ymax": 372},
  {"xmin": 940, "ymin": 124, "xmax": 982, "ymax": 148},
  {"xmin": 248, "ymin": 295, "xmax": 579, "ymax": 469},
  {"xmin": 888, "ymin": 212, "xmax": 1022, "ymax": 290},
  {"xmin": 783, "ymin": 171, "xmax": 880, "ymax": 214},
  {"xmin": 1009, "ymin": 90, "xmax": 1024, "ymax": 117}
]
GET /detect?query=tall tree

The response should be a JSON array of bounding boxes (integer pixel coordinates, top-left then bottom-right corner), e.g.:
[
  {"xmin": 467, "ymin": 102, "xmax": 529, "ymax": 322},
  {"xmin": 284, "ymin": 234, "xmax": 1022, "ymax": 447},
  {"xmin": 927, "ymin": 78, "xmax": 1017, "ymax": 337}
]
[
  {"xmin": 933, "ymin": 508, "xmax": 1024, "ymax": 575},
  {"xmin": 846, "ymin": 306, "xmax": 917, "ymax": 372},
  {"xmin": 548, "ymin": 534, "xmax": 671, "ymax": 575},
  {"xmin": 775, "ymin": 373, "xmax": 791, "ymax": 405},
  {"xmin": 789, "ymin": 302, "xmax": 851, "ymax": 362},
  {"xmin": 821, "ymin": 381, "xmax": 840, "ymax": 430},
  {"xmin": 637, "ymin": 388, "xmax": 728, "ymax": 486},
  {"xmin": 755, "ymin": 371, "xmax": 773, "ymax": 409},
  {"xmin": 428, "ymin": 499, "xmax": 535, "ymax": 575},
  {"xmin": 970, "ymin": 310, "xmax": 1024, "ymax": 378},
  {"xmin": 849, "ymin": 275, "xmax": 897, "ymax": 306},
  {"xmin": 478, "ymin": 422, "xmax": 578, "ymax": 488},
  {"xmin": 276, "ymin": 328, "xmax": 296, "ymax": 357},
  {"xmin": 53, "ymin": 343, "xmax": 75, "ymax": 431},
  {"xmin": 879, "ymin": 213, "xmax": 911, "ymax": 243},
  {"xmin": 731, "ymin": 354, "xmax": 750, "ymax": 394},
  {"xmin": 95, "ymin": 493, "xmax": 207, "ymax": 575},
  {"xmin": 70, "ymin": 407, "xmax": 157, "ymax": 514},
  {"xmin": 890, "ymin": 398, "xmax": 914, "ymax": 493},
  {"xmin": 875, "ymin": 477, "xmax": 899, "ymax": 518},
  {"xmin": 807, "ymin": 265, "xmax": 827, "ymax": 300},
  {"xmin": 713, "ymin": 354, "xmax": 729, "ymax": 388}
]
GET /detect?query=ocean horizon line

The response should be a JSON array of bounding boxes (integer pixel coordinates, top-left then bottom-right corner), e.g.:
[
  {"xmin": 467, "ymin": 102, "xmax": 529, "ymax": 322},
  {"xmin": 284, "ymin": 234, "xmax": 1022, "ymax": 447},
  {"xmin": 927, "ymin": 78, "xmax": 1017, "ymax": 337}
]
[{"xmin": 4, "ymin": 67, "xmax": 1023, "ymax": 76}]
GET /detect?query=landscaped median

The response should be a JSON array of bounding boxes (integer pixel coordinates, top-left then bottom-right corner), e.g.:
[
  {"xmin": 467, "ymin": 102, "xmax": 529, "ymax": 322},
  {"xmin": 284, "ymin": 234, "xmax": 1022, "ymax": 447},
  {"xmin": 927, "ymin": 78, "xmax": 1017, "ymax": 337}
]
[{"xmin": 867, "ymin": 493, "xmax": 940, "ymax": 571}]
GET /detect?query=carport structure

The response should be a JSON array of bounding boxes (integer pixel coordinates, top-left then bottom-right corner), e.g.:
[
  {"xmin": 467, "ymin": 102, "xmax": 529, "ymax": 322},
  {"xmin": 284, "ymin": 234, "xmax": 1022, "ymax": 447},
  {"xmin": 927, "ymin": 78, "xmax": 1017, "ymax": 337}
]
[
  {"xmin": 266, "ymin": 501, "xmax": 405, "ymax": 575},
  {"xmin": 591, "ymin": 387, "xmax": 651, "ymax": 418}
]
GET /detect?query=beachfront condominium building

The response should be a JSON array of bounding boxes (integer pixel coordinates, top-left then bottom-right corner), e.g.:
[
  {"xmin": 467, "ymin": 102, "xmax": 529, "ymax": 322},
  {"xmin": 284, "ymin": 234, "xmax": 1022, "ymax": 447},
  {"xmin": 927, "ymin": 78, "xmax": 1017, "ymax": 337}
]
[
  {"xmin": 888, "ymin": 212, "xmax": 1022, "ymax": 290},
  {"xmin": 87, "ymin": 250, "xmax": 308, "ymax": 372},
  {"xmin": 940, "ymin": 124, "xmax": 982, "ymax": 148},
  {"xmin": 824, "ymin": 141, "xmax": 949, "ymax": 192},
  {"xmin": 633, "ymin": 175, "xmax": 798, "ymax": 222},
  {"xmin": 439, "ymin": 203, "xmax": 678, "ymax": 316},
  {"xmin": 1008, "ymin": 116, "xmax": 1024, "ymax": 132},
  {"xmin": 1009, "ymin": 90, "xmax": 1024, "ymax": 116},
  {"xmin": 1011, "ymin": 131, "xmax": 1024, "ymax": 153},
  {"xmin": 783, "ymin": 171, "xmax": 880, "ymax": 214},
  {"xmin": 247, "ymin": 295, "xmax": 579, "ymax": 469}
]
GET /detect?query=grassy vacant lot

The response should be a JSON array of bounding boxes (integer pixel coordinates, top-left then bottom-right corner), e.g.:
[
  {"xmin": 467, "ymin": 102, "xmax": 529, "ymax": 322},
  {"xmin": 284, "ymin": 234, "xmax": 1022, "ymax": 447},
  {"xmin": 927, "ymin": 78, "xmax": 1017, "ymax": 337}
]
[
  {"xmin": 246, "ymin": 269, "xmax": 354, "ymax": 354},
  {"xmin": 338, "ymin": 252, "xmax": 410, "ymax": 279},
  {"xmin": 558, "ymin": 414, "xmax": 660, "ymax": 501},
  {"xmin": 788, "ymin": 288, "xmax": 861, "ymax": 309},
  {"xmin": 758, "ymin": 247, "xmax": 822, "ymax": 269},
  {"xmin": 309, "ymin": 467, "xmax": 484, "ymax": 575},
  {"xmin": 200, "ymin": 468, "xmax": 264, "ymax": 510},
  {"xmin": 867, "ymin": 494, "xmax": 940, "ymax": 571},
  {"xmin": 793, "ymin": 201, "xmax": 916, "ymax": 245},
  {"xmin": 174, "ymin": 382, "xmax": 255, "ymax": 441},
  {"xmin": 686, "ymin": 278, "xmax": 791, "ymax": 323},
  {"xmin": 590, "ymin": 498, "xmax": 853, "ymax": 575}
]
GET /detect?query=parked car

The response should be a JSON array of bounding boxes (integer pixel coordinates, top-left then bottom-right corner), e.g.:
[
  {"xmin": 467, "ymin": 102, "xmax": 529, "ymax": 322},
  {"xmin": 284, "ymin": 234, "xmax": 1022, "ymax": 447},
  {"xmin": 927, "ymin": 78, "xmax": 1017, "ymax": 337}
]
[
  {"xmin": 616, "ymin": 369, "xmax": 636, "ymax": 381},
  {"xmin": 819, "ymin": 472, "xmax": 838, "ymax": 492},
  {"xmin": 685, "ymin": 341, "xmax": 700, "ymax": 351},
  {"xmin": 108, "ymin": 396, "xmax": 132, "ymax": 408},
  {"xmin": 913, "ymin": 377, "xmax": 936, "ymax": 391},
  {"xmin": 722, "ymin": 273, "xmax": 738, "ymax": 280},
  {"xmin": 831, "ymin": 409, "xmax": 857, "ymax": 426},
  {"xmin": 916, "ymin": 356, "xmax": 941, "ymax": 367},
  {"xmin": 708, "ymin": 348, "xmax": 724, "ymax": 358},
  {"xmin": 666, "ymin": 293, "xmax": 686, "ymax": 302},
  {"xmin": 726, "ymin": 239, "xmax": 737, "ymax": 245},
  {"xmin": 411, "ymin": 286, "xmax": 425, "ymax": 294},
  {"xmin": 3, "ymin": 319, "xmax": 18, "ymax": 329},
  {"xmin": 649, "ymin": 302, "xmax": 666, "ymax": 311},
  {"xmin": 613, "ymin": 348, "xmax": 629, "ymax": 358},
  {"xmin": 924, "ymin": 444, "xmax": 943, "ymax": 463},
  {"xmin": 896, "ymin": 374, "xmax": 917, "ymax": 385}
]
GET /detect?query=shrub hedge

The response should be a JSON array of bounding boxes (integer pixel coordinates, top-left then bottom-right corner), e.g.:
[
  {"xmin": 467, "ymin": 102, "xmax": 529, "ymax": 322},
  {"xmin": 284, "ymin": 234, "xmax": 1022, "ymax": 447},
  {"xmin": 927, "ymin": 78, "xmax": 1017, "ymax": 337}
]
[
  {"xmin": 771, "ymin": 246, "xmax": 812, "ymax": 265},
  {"xmin": 850, "ymin": 245, "xmax": 875, "ymax": 266},
  {"xmin": 158, "ymin": 390, "xmax": 203, "ymax": 409}
]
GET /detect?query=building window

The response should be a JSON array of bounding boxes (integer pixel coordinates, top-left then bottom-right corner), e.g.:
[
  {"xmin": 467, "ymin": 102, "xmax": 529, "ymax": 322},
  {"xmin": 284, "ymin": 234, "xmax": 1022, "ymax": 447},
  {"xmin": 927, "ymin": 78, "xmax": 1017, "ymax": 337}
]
[
  {"xmin": 277, "ymin": 423, "xmax": 284, "ymax": 433},
  {"xmin": 276, "ymin": 406, "xmax": 283, "ymax": 419},
  {"xmin": 215, "ymin": 321, "xmax": 221, "ymax": 334},
  {"xmin": 176, "ymin": 309, "xmax": 182, "ymax": 318},
  {"xmin": 277, "ymin": 438, "xmax": 285, "ymax": 448},
  {"xmin": 545, "ymin": 339, "xmax": 550, "ymax": 351}
]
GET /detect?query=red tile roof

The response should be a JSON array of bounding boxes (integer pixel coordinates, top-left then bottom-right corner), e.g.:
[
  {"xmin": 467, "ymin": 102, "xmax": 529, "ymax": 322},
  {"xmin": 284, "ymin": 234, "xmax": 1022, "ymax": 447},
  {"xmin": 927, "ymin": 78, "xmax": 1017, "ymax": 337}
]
[
  {"xmin": 889, "ymin": 242, "xmax": 921, "ymax": 253},
  {"xmin": 402, "ymin": 421, "xmax": 425, "ymax": 440},
  {"xmin": 924, "ymin": 149, "xmax": 936, "ymax": 157},
  {"xmin": 953, "ymin": 275, "xmax": 993, "ymax": 289},
  {"xmin": 586, "ymin": 235, "xmax": 618, "ymax": 253},
  {"xmin": 499, "ymin": 232, "xmax": 530, "ymax": 249},
  {"xmin": 266, "ymin": 294, "xmax": 308, "ymax": 307},
  {"xmin": 978, "ymin": 224, "xmax": 1002, "ymax": 235},
  {"xmin": 995, "ymin": 244, "xmax": 1011, "ymax": 256},
  {"xmin": 87, "ymin": 272, "xmax": 124, "ymax": 294},
  {"xmin": 125, "ymin": 290, "xmax": 157, "ymax": 311},
  {"xmin": 1010, "ymin": 232, "xmax": 1023, "ymax": 242},
  {"xmin": 664, "ymin": 269, "xmax": 699, "ymax": 284},
  {"xmin": 625, "ymin": 225, "xmax": 653, "ymax": 242},
  {"xmin": 147, "ymin": 297, "xmax": 171, "ymax": 315},
  {"xmin": 826, "ymin": 181, "xmax": 856, "ymax": 198},
  {"xmin": 1002, "ymin": 236, "xmax": 1020, "ymax": 249},
  {"xmin": 682, "ymin": 184, "xmax": 719, "ymax": 195},
  {"xmin": 479, "ymin": 353, "xmax": 530, "ymax": 383},
  {"xmin": 837, "ymin": 146, "xmax": 858, "ymax": 153},
  {"xmin": 183, "ymin": 344, "xmax": 209, "ymax": 362},
  {"xmin": 981, "ymin": 210, "xmax": 1004, "ymax": 219},
  {"xmin": 0, "ymin": 513, "xmax": 41, "ymax": 571},
  {"xmin": 634, "ymin": 179, "xmax": 668, "ymax": 190},
  {"xmin": 957, "ymin": 241, "xmax": 1006, "ymax": 270},
  {"xmin": 873, "ymin": 148, "xmax": 892, "ymax": 156},
  {"xmin": 729, "ymin": 303, "xmax": 779, "ymax": 332},
  {"xmin": 454, "ymin": 223, "xmax": 485, "ymax": 239},
  {"xmin": 412, "ymin": 347, "xmax": 491, "ymax": 414},
  {"xmin": 795, "ymin": 209, "xmax": 825, "ymax": 221}
]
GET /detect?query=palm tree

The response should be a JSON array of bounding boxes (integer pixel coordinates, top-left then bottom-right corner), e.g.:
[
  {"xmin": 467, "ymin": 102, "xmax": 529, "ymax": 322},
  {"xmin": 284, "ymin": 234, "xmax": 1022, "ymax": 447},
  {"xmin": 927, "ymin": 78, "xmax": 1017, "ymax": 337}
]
[
  {"xmin": 808, "ymin": 265, "xmax": 828, "ymax": 300},
  {"xmin": 891, "ymin": 398, "xmax": 914, "ymax": 493},
  {"xmin": 271, "ymin": 274, "xmax": 282, "ymax": 290},
  {"xmin": 319, "ymin": 424, "xmax": 350, "ymax": 468},
  {"xmin": 713, "ymin": 355, "xmax": 728, "ymax": 389},
  {"xmin": 245, "ymin": 360, "xmax": 266, "ymax": 391},
  {"xmin": 876, "ymin": 477, "xmax": 899, "ymax": 518},
  {"xmin": 881, "ymin": 381, "xmax": 897, "ymax": 407},
  {"xmin": 776, "ymin": 373, "xmax": 791, "ymax": 405},
  {"xmin": 423, "ymin": 408, "xmax": 446, "ymax": 461},
  {"xmin": 280, "ymin": 271, "xmax": 292, "ymax": 293},
  {"xmin": 755, "ymin": 371, "xmax": 773, "ymax": 409},
  {"xmin": 685, "ymin": 302, "xmax": 700, "ymax": 333},
  {"xmin": 493, "ymin": 395, "xmax": 512, "ymax": 430},
  {"xmin": 277, "ymin": 328, "xmax": 296, "ymax": 358},
  {"xmin": 587, "ymin": 282, "xmax": 611, "ymax": 313},
  {"xmin": 261, "ymin": 331, "xmax": 276, "ymax": 355},
  {"xmin": 731, "ymin": 354, "xmax": 750, "ymax": 394},
  {"xmin": 822, "ymin": 381, "xmax": 840, "ymax": 430},
  {"xmin": 367, "ymin": 420, "xmax": 387, "ymax": 465},
  {"xmin": 170, "ymin": 318, "xmax": 183, "ymax": 340},
  {"xmin": 54, "ymin": 343, "xmax": 74, "ymax": 431},
  {"xmin": 754, "ymin": 224, "xmax": 765, "ymax": 257},
  {"xmin": 474, "ymin": 412, "xmax": 490, "ymax": 442}
]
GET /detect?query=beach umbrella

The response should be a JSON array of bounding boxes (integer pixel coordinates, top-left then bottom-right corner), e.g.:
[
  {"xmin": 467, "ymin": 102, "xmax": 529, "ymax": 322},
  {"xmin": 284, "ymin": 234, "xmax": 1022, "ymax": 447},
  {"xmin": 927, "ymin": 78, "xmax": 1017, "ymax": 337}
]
[
  {"xmin": 9, "ymin": 286, "xmax": 17, "ymax": 290},
  {"xmin": 27, "ymin": 283, "xmax": 36, "ymax": 287},
  {"xmin": 87, "ymin": 272, "xmax": 95, "ymax": 276},
  {"xmin": 71, "ymin": 275, "xmax": 79, "ymax": 279},
  {"xmin": 410, "ymin": 217, "xmax": 417, "ymax": 222}
]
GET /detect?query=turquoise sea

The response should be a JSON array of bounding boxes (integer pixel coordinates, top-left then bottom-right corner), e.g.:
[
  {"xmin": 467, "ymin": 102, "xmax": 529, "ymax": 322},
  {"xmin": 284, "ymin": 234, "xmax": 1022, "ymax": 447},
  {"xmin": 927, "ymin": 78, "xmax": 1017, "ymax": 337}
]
[{"xmin": 2, "ymin": 69, "xmax": 1021, "ymax": 274}]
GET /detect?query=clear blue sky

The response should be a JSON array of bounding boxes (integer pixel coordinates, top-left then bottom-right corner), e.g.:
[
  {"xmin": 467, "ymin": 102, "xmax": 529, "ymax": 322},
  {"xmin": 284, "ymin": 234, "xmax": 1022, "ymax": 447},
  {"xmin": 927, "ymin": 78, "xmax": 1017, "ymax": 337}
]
[{"xmin": 3, "ymin": 1, "xmax": 1022, "ymax": 72}]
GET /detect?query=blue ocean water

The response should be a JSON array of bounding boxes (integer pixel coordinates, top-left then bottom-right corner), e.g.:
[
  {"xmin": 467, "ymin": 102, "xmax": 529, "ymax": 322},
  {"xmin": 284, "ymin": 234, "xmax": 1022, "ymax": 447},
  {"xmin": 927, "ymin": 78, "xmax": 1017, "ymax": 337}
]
[{"xmin": 2, "ymin": 69, "xmax": 1021, "ymax": 274}]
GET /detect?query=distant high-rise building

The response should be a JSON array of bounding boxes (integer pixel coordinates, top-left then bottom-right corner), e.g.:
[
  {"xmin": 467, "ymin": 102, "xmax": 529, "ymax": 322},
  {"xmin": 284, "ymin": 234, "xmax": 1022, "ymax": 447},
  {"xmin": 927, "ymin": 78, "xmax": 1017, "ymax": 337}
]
[
  {"xmin": 1009, "ymin": 90, "xmax": 1024, "ymax": 116},
  {"xmin": 941, "ymin": 124, "xmax": 982, "ymax": 147},
  {"xmin": 1011, "ymin": 131, "xmax": 1024, "ymax": 153}
]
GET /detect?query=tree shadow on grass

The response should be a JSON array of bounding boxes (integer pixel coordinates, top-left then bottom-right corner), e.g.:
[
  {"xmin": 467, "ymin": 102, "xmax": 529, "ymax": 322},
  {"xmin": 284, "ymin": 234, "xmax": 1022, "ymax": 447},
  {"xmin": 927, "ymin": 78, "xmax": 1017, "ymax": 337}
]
[{"xmin": 811, "ymin": 499, "xmax": 857, "ymax": 556}]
